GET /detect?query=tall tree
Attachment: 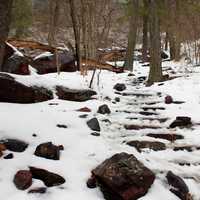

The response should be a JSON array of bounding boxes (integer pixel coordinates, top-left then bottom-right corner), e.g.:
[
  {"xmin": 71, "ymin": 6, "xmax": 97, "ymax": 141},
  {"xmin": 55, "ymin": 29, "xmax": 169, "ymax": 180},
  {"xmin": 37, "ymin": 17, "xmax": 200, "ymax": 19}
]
[
  {"xmin": 11, "ymin": 0, "xmax": 32, "ymax": 38},
  {"xmin": 124, "ymin": 0, "xmax": 139, "ymax": 71},
  {"xmin": 48, "ymin": 0, "xmax": 60, "ymax": 46},
  {"xmin": 0, "ymin": 0, "xmax": 13, "ymax": 70},
  {"xmin": 69, "ymin": 0, "xmax": 81, "ymax": 71},
  {"xmin": 142, "ymin": 0, "xmax": 149, "ymax": 63},
  {"xmin": 147, "ymin": 0, "xmax": 163, "ymax": 86}
]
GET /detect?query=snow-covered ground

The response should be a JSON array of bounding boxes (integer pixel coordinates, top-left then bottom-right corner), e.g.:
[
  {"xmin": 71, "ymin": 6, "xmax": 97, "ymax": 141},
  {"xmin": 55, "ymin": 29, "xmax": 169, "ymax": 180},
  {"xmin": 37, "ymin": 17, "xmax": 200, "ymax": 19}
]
[{"xmin": 0, "ymin": 60, "xmax": 200, "ymax": 200}]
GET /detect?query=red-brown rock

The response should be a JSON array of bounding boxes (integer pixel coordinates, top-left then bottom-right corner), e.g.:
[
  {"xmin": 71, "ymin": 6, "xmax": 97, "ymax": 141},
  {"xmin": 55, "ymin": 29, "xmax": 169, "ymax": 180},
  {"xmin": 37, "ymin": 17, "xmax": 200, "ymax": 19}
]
[
  {"xmin": 77, "ymin": 107, "xmax": 92, "ymax": 112},
  {"xmin": 91, "ymin": 152, "xmax": 155, "ymax": 200},
  {"xmin": 13, "ymin": 170, "xmax": 32, "ymax": 190},
  {"xmin": 165, "ymin": 95, "xmax": 173, "ymax": 104}
]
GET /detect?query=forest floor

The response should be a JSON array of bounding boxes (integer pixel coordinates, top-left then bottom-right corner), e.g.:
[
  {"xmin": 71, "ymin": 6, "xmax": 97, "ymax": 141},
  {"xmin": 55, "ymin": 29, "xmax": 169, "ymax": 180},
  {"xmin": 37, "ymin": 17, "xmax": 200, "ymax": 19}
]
[{"xmin": 0, "ymin": 59, "xmax": 200, "ymax": 200}]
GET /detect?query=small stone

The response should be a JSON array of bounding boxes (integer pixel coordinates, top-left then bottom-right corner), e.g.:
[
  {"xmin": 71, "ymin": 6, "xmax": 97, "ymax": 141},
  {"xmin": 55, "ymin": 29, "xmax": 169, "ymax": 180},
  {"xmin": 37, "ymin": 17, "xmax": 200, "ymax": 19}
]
[
  {"xmin": 165, "ymin": 95, "xmax": 173, "ymax": 104},
  {"xmin": 115, "ymin": 97, "xmax": 120, "ymax": 102},
  {"xmin": 79, "ymin": 114, "xmax": 88, "ymax": 118},
  {"xmin": 77, "ymin": 107, "xmax": 91, "ymax": 112},
  {"xmin": 87, "ymin": 118, "xmax": 101, "ymax": 132},
  {"xmin": 34, "ymin": 142, "xmax": 60, "ymax": 160},
  {"xmin": 86, "ymin": 177, "xmax": 97, "ymax": 188},
  {"xmin": 57, "ymin": 124, "xmax": 68, "ymax": 129},
  {"xmin": 4, "ymin": 153, "xmax": 13, "ymax": 159},
  {"xmin": 58, "ymin": 145, "xmax": 64, "ymax": 151},
  {"xmin": 28, "ymin": 187, "xmax": 47, "ymax": 194},
  {"xmin": 13, "ymin": 170, "xmax": 32, "ymax": 190},
  {"xmin": 113, "ymin": 83, "xmax": 126, "ymax": 91},
  {"xmin": 32, "ymin": 133, "xmax": 37, "ymax": 137},
  {"xmin": 97, "ymin": 104, "xmax": 111, "ymax": 115},
  {"xmin": 91, "ymin": 132, "xmax": 100, "ymax": 137},
  {"xmin": 169, "ymin": 116, "xmax": 192, "ymax": 128}
]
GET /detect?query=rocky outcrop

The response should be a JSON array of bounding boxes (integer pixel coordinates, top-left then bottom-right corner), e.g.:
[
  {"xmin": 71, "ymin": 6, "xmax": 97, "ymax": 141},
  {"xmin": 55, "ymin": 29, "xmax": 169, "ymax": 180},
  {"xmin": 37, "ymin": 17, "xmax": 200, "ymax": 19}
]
[
  {"xmin": 34, "ymin": 142, "xmax": 61, "ymax": 160},
  {"xmin": 13, "ymin": 170, "xmax": 32, "ymax": 190},
  {"xmin": 2, "ymin": 43, "xmax": 30, "ymax": 75},
  {"xmin": 127, "ymin": 140, "xmax": 166, "ymax": 152},
  {"xmin": 0, "ymin": 73, "xmax": 53, "ymax": 103},
  {"xmin": 29, "ymin": 167, "xmax": 65, "ymax": 187},
  {"xmin": 31, "ymin": 51, "xmax": 76, "ymax": 74},
  {"xmin": 89, "ymin": 152, "xmax": 155, "ymax": 200},
  {"xmin": 56, "ymin": 86, "xmax": 96, "ymax": 102}
]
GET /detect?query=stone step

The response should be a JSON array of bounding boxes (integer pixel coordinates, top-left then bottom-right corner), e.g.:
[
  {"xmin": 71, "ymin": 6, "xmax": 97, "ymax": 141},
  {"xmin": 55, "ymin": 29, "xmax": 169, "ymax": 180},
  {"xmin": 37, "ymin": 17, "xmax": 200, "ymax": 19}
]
[
  {"xmin": 146, "ymin": 133, "xmax": 184, "ymax": 142},
  {"xmin": 124, "ymin": 124, "xmax": 162, "ymax": 130}
]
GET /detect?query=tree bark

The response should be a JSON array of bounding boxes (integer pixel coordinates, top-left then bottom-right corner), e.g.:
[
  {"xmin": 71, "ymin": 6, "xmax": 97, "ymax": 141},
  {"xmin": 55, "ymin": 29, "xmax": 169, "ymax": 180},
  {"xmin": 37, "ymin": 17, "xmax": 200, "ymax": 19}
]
[
  {"xmin": 48, "ymin": 0, "xmax": 60, "ymax": 46},
  {"xmin": 69, "ymin": 0, "xmax": 81, "ymax": 71},
  {"xmin": 124, "ymin": 0, "xmax": 139, "ymax": 71},
  {"xmin": 142, "ymin": 0, "xmax": 149, "ymax": 63},
  {"xmin": 0, "ymin": 0, "xmax": 13, "ymax": 71},
  {"xmin": 147, "ymin": 0, "xmax": 163, "ymax": 86}
]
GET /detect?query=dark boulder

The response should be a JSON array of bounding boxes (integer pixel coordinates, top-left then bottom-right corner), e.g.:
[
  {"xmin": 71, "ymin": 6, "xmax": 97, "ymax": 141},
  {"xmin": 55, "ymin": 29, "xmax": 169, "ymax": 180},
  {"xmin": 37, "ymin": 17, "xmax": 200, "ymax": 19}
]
[
  {"xmin": 127, "ymin": 140, "xmax": 166, "ymax": 152},
  {"xmin": 97, "ymin": 104, "xmax": 111, "ymax": 114},
  {"xmin": 0, "ymin": 73, "xmax": 53, "ymax": 103},
  {"xmin": 90, "ymin": 152, "xmax": 155, "ymax": 200},
  {"xmin": 169, "ymin": 116, "xmax": 192, "ymax": 128},
  {"xmin": 0, "ymin": 139, "xmax": 28, "ymax": 152},
  {"xmin": 34, "ymin": 142, "xmax": 61, "ymax": 160},
  {"xmin": 57, "ymin": 124, "xmax": 67, "ymax": 129},
  {"xmin": 113, "ymin": 83, "xmax": 126, "ymax": 91},
  {"xmin": 166, "ymin": 171, "xmax": 192, "ymax": 200},
  {"xmin": 56, "ymin": 86, "xmax": 96, "ymax": 102},
  {"xmin": 2, "ymin": 43, "xmax": 30, "ymax": 75},
  {"xmin": 87, "ymin": 118, "xmax": 101, "ymax": 132},
  {"xmin": 31, "ymin": 51, "xmax": 76, "ymax": 74},
  {"xmin": 13, "ymin": 170, "xmax": 32, "ymax": 190},
  {"xmin": 29, "ymin": 167, "xmax": 65, "ymax": 187}
]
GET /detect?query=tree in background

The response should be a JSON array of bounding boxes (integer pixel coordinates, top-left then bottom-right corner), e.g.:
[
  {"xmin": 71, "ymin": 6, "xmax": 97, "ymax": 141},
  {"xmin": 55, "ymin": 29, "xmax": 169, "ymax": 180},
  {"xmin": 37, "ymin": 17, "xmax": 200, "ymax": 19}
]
[
  {"xmin": 124, "ymin": 0, "xmax": 139, "ymax": 71},
  {"xmin": 147, "ymin": 0, "xmax": 163, "ymax": 86},
  {"xmin": 11, "ymin": 0, "xmax": 32, "ymax": 38},
  {"xmin": 0, "ymin": 0, "xmax": 13, "ymax": 70}
]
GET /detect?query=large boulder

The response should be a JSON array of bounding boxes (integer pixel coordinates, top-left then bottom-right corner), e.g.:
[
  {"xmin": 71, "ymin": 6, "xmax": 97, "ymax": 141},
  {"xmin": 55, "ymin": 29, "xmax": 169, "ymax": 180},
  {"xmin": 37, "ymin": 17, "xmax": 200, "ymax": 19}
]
[
  {"xmin": 0, "ymin": 73, "xmax": 53, "ymax": 103},
  {"xmin": 90, "ymin": 152, "xmax": 155, "ymax": 200},
  {"xmin": 34, "ymin": 142, "xmax": 61, "ymax": 160},
  {"xmin": 2, "ymin": 43, "xmax": 30, "ymax": 75},
  {"xmin": 56, "ymin": 86, "xmax": 96, "ymax": 102},
  {"xmin": 13, "ymin": 170, "xmax": 32, "ymax": 190},
  {"xmin": 29, "ymin": 167, "xmax": 65, "ymax": 187},
  {"xmin": 31, "ymin": 51, "xmax": 76, "ymax": 74}
]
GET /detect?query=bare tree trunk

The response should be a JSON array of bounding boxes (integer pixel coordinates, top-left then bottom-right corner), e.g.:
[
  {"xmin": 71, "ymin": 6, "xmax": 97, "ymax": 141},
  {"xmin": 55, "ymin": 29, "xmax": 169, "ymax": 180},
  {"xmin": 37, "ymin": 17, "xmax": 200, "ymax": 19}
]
[
  {"xmin": 147, "ymin": 0, "xmax": 163, "ymax": 86},
  {"xmin": 124, "ymin": 0, "xmax": 139, "ymax": 71},
  {"xmin": 48, "ymin": 0, "xmax": 60, "ymax": 46},
  {"xmin": 69, "ymin": 0, "xmax": 81, "ymax": 71},
  {"xmin": 142, "ymin": 0, "xmax": 149, "ymax": 63},
  {"xmin": 0, "ymin": 0, "xmax": 13, "ymax": 71}
]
